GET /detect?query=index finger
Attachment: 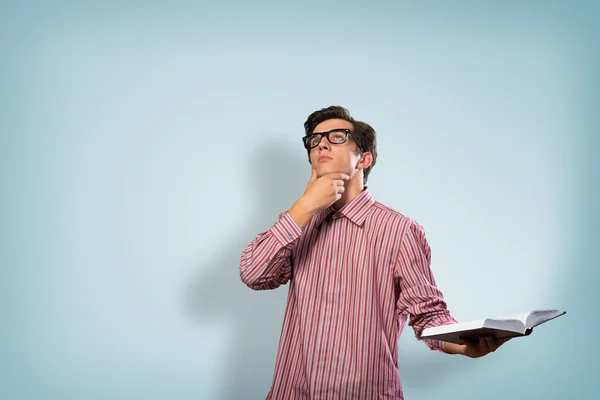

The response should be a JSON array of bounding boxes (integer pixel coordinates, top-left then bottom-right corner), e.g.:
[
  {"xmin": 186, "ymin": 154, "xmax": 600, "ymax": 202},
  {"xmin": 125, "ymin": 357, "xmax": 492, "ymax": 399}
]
[{"xmin": 328, "ymin": 173, "xmax": 349, "ymax": 180}]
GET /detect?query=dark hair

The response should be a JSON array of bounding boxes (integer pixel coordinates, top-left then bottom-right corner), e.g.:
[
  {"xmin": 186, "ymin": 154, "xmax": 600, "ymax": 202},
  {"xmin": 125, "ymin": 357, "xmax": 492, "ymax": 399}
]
[{"xmin": 303, "ymin": 105, "xmax": 378, "ymax": 183}]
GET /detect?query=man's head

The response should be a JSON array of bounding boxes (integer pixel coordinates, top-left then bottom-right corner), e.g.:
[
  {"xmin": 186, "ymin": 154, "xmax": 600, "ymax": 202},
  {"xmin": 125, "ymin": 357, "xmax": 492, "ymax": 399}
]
[{"xmin": 302, "ymin": 106, "xmax": 377, "ymax": 184}]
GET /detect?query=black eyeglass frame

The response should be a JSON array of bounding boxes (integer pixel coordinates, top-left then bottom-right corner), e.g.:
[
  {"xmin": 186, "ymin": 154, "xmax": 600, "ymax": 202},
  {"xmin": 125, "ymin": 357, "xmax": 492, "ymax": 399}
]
[{"xmin": 301, "ymin": 129, "xmax": 364, "ymax": 152}]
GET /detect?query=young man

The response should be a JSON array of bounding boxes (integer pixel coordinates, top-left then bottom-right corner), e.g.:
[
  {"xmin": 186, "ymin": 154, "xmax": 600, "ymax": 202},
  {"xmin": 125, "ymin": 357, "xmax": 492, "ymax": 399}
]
[{"xmin": 239, "ymin": 106, "xmax": 508, "ymax": 399}]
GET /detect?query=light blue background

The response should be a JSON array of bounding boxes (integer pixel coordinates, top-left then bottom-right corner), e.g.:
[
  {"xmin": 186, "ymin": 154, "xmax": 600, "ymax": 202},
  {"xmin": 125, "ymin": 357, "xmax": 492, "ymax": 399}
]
[{"xmin": 1, "ymin": 1, "xmax": 598, "ymax": 399}]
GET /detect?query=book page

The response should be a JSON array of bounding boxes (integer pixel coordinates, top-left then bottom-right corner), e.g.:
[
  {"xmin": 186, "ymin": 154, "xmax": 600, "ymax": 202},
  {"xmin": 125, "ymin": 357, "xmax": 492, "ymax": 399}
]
[
  {"xmin": 525, "ymin": 310, "xmax": 566, "ymax": 328},
  {"xmin": 422, "ymin": 309, "xmax": 566, "ymax": 342},
  {"xmin": 485, "ymin": 311, "xmax": 531, "ymax": 325},
  {"xmin": 486, "ymin": 309, "xmax": 565, "ymax": 330},
  {"xmin": 483, "ymin": 318, "xmax": 525, "ymax": 334},
  {"xmin": 421, "ymin": 327, "xmax": 526, "ymax": 345}
]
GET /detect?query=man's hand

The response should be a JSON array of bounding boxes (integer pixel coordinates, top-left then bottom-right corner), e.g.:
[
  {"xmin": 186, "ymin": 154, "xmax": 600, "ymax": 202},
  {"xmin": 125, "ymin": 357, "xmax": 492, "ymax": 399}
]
[
  {"xmin": 288, "ymin": 168, "xmax": 349, "ymax": 229},
  {"xmin": 443, "ymin": 336, "xmax": 511, "ymax": 358},
  {"xmin": 302, "ymin": 168, "xmax": 349, "ymax": 212}
]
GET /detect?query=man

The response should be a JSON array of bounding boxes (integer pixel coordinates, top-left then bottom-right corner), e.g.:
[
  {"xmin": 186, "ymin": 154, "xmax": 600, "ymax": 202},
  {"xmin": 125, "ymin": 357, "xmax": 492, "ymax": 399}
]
[{"xmin": 239, "ymin": 106, "xmax": 508, "ymax": 399}]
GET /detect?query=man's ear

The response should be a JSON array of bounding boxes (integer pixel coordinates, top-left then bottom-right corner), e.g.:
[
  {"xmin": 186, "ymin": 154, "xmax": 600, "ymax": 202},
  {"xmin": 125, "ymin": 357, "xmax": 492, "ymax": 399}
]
[{"xmin": 357, "ymin": 152, "xmax": 373, "ymax": 170}]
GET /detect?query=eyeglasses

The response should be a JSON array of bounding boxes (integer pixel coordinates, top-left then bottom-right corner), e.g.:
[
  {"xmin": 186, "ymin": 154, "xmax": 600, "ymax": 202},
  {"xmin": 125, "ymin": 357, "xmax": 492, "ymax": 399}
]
[{"xmin": 302, "ymin": 129, "xmax": 364, "ymax": 151}]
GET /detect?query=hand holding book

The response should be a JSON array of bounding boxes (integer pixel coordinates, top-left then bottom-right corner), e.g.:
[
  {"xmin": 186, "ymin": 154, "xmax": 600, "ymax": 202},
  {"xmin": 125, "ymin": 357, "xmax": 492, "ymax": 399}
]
[
  {"xmin": 424, "ymin": 309, "xmax": 565, "ymax": 351},
  {"xmin": 442, "ymin": 335, "xmax": 512, "ymax": 358}
]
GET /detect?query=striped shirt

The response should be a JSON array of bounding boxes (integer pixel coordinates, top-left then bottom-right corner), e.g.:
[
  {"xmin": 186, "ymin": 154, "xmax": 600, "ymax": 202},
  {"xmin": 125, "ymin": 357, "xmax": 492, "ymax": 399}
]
[{"xmin": 240, "ymin": 187, "xmax": 457, "ymax": 399}]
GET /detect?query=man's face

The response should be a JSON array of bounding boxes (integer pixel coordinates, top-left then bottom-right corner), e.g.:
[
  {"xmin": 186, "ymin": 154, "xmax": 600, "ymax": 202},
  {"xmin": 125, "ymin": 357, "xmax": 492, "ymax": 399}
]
[{"xmin": 308, "ymin": 118, "xmax": 362, "ymax": 178}]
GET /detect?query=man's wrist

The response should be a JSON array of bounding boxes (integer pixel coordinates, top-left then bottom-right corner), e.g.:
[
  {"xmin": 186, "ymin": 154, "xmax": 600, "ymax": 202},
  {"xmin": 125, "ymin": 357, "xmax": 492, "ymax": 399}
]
[
  {"xmin": 289, "ymin": 197, "xmax": 318, "ymax": 229},
  {"xmin": 442, "ymin": 341, "xmax": 466, "ymax": 355},
  {"xmin": 296, "ymin": 195, "xmax": 318, "ymax": 214}
]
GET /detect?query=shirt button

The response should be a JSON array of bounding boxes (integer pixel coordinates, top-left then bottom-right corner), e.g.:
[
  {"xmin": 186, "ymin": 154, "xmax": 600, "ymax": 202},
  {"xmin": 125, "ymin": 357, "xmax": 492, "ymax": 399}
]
[
  {"xmin": 288, "ymin": 234, "xmax": 294, "ymax": 240},
  {"xmin": 266, "ymin": 258, "xmax": 270, "ymax": 263}
]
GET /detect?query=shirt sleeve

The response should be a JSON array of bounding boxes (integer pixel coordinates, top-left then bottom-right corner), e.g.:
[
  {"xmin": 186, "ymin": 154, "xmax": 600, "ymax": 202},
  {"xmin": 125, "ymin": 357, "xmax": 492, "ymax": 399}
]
[
  {"xmin": 395, "ymin": 221, "xmax": 458, "ymax": 353},
  {"xmin": 239, "ymin": 211, "xmax": 303, "ymax": 290}
]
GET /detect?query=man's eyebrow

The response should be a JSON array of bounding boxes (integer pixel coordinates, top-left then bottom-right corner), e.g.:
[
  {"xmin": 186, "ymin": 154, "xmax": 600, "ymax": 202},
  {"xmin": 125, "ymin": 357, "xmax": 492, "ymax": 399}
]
[{"xmin": 310, "ymin": 128, "xmax": 350, "ymax": 135}]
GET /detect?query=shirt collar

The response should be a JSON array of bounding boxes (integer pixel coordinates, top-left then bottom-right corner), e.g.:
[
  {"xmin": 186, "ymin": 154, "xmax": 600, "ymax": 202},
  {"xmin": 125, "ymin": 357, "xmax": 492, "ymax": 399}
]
[{"xmin": 314, "ymin": 186, "xmax": 375, "ymax": 228}]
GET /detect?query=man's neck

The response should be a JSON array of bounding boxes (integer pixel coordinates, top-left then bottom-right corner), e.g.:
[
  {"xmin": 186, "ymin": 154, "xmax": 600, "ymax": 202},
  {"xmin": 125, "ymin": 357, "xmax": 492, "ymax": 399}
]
[{"xmin": 332, "ymin": 176, "xmax": 365, "ymax": 210}]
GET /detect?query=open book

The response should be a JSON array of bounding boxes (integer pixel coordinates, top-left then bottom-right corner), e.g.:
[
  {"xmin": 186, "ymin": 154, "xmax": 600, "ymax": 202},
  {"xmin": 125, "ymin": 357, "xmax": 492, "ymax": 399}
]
[{"xmin": 421, "ymin": 309, "xmax": 566, "ymax": 345}]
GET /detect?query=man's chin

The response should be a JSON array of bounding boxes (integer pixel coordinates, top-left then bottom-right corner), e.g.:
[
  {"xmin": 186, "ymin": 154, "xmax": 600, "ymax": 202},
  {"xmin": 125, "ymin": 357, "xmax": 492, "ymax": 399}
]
[
  {"xmin": 315, "ymin": 166, "xmax": 331, "ymax": 177},
  {"xmin": 316, "ymin": 165, "xmax": 345, "ymax": 177}
]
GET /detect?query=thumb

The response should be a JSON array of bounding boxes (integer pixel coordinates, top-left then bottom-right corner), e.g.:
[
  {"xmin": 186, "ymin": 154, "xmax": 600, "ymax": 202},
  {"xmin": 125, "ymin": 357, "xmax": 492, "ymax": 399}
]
[{"xmin": 309, "ymin": 167, "xmax": 318, "ymax": 182}]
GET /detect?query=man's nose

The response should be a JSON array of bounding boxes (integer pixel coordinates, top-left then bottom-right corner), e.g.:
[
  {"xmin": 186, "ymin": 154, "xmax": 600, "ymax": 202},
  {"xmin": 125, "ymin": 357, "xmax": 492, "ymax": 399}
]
[{"xmin": 317, "ymin": 136, "xmax": 331, "ymax": 150}]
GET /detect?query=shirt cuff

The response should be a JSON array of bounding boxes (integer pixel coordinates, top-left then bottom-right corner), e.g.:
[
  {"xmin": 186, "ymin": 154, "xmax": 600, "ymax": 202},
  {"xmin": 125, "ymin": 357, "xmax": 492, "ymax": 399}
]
[
  {"xmin": 424, "ymin": 319, "xmax": 458, "ymax": 353},
  {"xmin": 440, "ymin": 320, "xmax": 459, "ymax": 353},
  {"xmin": 270, "ymin": 211, "xmax": 303, "ymax": 247}
]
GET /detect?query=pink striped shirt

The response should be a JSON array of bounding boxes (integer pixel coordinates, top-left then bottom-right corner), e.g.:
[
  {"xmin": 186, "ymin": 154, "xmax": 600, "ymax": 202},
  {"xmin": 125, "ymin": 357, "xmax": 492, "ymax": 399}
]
[{"xmin": 240, "ymin": 187, "xmax": 457, "ymax": 399}]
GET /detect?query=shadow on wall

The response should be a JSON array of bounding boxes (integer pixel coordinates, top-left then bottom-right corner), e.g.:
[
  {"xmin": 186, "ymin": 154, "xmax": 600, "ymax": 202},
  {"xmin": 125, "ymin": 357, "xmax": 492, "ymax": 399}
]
[
  {"xmin": 184, "ymin": 138, "xmax": 309, "ymax": 400},
  {"xmin": 184, "ymin": 137, "xmax": 463, "ymax": 399}
]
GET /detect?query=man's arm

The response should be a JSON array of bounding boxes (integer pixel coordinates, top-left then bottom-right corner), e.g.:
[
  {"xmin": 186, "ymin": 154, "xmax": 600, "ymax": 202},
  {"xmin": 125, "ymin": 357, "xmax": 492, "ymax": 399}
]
[
  {"xmin": 239, "ymin": 211, "xmax": 303, "ymax": 290},
  {"xmin": 240, "ymin": 169, "xmax": 349, "ymax": 290},
  {"xmin": 394, "ymin": 221, "xmax": 510, "ymax": 357},
  {"xmin": 395, "ymin": 221, "xmax": 457, "ymax": 353}
]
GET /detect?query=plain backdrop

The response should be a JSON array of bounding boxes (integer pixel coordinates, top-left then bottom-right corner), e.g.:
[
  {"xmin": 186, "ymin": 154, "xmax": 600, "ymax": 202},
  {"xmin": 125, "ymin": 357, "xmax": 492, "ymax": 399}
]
[{"xmin": 1, "ymin": 1, "xmax": 598, "ymax": 399}]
